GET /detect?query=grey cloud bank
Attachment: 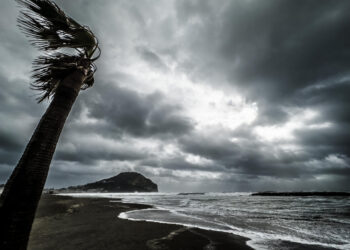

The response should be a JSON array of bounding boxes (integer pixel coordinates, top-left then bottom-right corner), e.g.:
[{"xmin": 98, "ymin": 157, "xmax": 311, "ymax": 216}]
[{"xmin": 0, "ymin": 0, "xmax": 349, "ymax": 192}]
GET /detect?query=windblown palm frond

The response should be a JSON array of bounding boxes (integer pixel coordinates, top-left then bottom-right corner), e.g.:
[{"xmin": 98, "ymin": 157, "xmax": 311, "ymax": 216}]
[
  {"xmin": 16, "ymin": 0, "xmax": 100, "ymax": 102},
  {"xmin": 31, "ymin": 53, "xmax": 96, "ymax": 102}
]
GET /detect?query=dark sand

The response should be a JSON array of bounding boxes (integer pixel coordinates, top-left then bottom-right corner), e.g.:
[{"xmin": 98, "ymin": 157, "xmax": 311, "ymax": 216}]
[{"xmin": 28, "ymin": 194, "xmax": 253, "ymax": 250}]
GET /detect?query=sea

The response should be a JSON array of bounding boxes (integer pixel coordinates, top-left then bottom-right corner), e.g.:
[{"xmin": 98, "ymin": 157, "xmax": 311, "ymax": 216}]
[{"xmin": 63, "ymin": 192, "xmax": 350, "ymax": 250}]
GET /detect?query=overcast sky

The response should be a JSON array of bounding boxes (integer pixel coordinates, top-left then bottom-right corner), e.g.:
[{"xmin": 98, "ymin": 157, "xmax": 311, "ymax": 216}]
[{"xmin": 1, "ymin": 0, "xmax": 350, "ymax": 192}]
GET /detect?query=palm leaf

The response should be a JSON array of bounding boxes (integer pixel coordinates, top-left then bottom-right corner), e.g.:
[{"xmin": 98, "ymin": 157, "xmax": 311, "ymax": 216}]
[
  {"xmin": 17, "ymin": 0, "xmax": 97, "ymax": 53},
  {"xmin": 16, "ymin": 0, "xmax": 100, "ymax": 102}
]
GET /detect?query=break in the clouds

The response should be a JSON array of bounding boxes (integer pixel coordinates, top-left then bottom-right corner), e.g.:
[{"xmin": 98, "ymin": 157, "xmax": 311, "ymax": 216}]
[{"xmin": 1, "ymin": 0, "xmax": 350, "ymax": 192}]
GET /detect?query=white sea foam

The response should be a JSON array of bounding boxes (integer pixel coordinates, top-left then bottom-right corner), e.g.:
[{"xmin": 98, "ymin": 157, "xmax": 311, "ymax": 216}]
[
  {"xmin": 119, "ymin": 209, "xmax": 349, "ymax": 250},
  {"xmin": 60, "ymin": 192, "xmax": 350, "ymax": 250},
  {"xmin": 118, "ymin": 212, "xmax": 128, "ymax": 219}
]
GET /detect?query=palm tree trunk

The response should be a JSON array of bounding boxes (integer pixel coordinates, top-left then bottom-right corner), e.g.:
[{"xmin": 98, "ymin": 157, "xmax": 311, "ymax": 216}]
[{"xmin": 0, "ymin": 70, "xmax": 86, "ymax": 250}]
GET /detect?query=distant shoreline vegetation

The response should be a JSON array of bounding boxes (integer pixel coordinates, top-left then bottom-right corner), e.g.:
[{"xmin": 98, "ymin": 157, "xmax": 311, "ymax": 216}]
[{"xmin": 251, "ymin": 192, "xmax": 350, "ymax": 196}]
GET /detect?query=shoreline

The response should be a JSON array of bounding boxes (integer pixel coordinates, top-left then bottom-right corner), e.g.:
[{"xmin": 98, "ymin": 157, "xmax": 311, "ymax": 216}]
[
  {"xmin": 28, "ymin": 194, "xmax": 253, "ymax": 250},
  {"xmin": 29, "ymin": 194, "xmax": 340, "ymax": 250}
]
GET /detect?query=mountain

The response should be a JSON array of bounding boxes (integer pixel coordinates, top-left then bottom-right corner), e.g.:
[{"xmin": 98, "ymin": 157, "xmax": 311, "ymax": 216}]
[{"xmin": 61, "ymin": 172, "xmax": 158, "ymax": 192}]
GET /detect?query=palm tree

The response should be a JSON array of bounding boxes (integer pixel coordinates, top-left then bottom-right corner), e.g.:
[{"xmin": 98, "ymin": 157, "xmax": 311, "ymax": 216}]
[{"xmin": 0, "ymin": 0, "xmax": 100, "ymax": 249}]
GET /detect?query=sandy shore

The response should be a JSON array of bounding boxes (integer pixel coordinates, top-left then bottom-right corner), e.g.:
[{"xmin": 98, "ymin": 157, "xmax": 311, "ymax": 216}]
[{"xmin": 28, "ymin": 194, "xmax": 253, "ymax": 250}]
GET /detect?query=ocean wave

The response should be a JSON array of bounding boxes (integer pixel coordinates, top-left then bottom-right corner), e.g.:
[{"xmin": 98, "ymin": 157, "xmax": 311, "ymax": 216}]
[{"xmin": 60, "ymin": 192, "xmax": 350, "ymax": 250}]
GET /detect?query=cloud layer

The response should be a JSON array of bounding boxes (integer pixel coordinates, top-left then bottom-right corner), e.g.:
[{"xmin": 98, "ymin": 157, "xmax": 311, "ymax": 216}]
[{"xmin": 1, "ymin": 0, "xmax": 349, "ymax": 191}]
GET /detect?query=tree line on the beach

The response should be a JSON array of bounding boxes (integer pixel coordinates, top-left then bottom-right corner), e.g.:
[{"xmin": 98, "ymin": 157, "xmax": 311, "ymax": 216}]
[{"xmin": 0, "ymin": 0, "xmax": 100, "ymax": 249}]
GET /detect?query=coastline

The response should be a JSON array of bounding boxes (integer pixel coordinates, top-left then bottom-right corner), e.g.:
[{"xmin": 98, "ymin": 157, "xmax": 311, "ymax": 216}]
[{"xmin": 28, "ymin": 194, "xmax": 253, "ymax": 250}]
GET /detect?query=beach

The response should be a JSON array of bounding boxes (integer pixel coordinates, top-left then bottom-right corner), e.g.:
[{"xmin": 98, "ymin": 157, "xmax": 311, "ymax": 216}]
[{"xmin": 28, "ymin": 194, "xmax": 253, "ymax": 250}]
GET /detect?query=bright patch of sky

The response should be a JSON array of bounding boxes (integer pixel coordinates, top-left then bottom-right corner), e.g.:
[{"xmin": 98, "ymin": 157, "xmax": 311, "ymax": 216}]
[{"xmin": 109, "ymin": 50, "xmax": 258, "ymax": 132}]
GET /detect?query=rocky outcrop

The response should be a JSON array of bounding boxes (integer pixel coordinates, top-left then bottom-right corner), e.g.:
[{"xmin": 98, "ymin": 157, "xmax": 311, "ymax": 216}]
[{"xmin": 62, "ymin": 172, "xmax": 158, "ymax": 192}]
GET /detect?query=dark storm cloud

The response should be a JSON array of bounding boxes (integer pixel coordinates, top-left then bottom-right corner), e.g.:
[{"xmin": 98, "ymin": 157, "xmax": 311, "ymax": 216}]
[
  {"xmin": 137, "ymin": 47, "xmax": 169, "ymax": 71},
  {"xmin": 178, "ymin": 126, "xmax": 350, "ymax": 182},
  {"xmin": 0, "ymin": 151, "xmax": 19, "ymax": 166},
  {"xmin": 300, "ymin": 82, "xmax": 350, "ymax": 124},
  {"xmin": 55, "ymin": 143, "xmax": 147, "ymax": 165},
  {"xmin": 176, "ymin": 0, "xmax": 350, "ymax": 124},
  {"xmin": 172, "ymin": 0, "xmax": 350, "ymax": 188},
  {"xmin": 138, "ymin": 156, "xmax": 223, "ymax": 173},
  {"xmin": 219, "ymin": 1, "xmax": 350, "ymax": 98},
  {"xmin": 293, "ymin": 81, "xmax": 350, "ymax": 157},
  {"xmin": 88, "ymin": 84, "xmax": 194, "ymax": 137},
  {"xmin": 1, "ymin": 0, "xmax": 350, "ymax": 191},
  {"xmin": 39, "ymin": 79, "xmax": 194, "ymax": 166},
  {"xmin": 180, "ymin": 133, "xmax": 239, "ymax": 160},
  {"xmin": 0, "ymin": 72, "xmax": 44, "ymax": 172},
  {"xmin": 0, "ymin": 130, "xmax": 22, "ymax": 152},
  {"xmin": 295, "ymin": 125, "xmax": 350, "ymax": 156}
]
